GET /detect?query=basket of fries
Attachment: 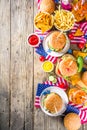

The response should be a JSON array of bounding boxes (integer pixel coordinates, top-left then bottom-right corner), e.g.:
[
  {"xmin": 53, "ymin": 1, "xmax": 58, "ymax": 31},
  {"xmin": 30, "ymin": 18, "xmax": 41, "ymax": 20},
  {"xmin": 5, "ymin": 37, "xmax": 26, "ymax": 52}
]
[
  {"xmin": 34, "ymin": 12, "xmax": 54, "ymax": 33},
  {"xmin": 54, "ymin": 8, "xmax": 75, "ymax": 32}
]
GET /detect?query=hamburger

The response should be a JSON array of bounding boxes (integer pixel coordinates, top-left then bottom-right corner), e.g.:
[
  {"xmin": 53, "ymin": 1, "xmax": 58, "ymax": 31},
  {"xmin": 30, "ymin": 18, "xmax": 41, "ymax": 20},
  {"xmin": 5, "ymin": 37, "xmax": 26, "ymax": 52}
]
[
  {"xmin": 68, "ymin": 87, "xmax": 87, "ymax": 105},
  {"xmin": 40, "ymin": 0, "xmax": 55, "ymax": 14},
  {"xmin": 48, "ymin": 31, "xmax": 66, "ymax": 52},
  {"xmin": 43, "ymin": 92, "xmax": 63, "ymax": 113},
  {"xmin": 55, "ymin": 54, "xmax": 78, "ymax": 78},
  {"xmin": 64, "ymin": 113, "xmax": 81, "ymax": 130}
]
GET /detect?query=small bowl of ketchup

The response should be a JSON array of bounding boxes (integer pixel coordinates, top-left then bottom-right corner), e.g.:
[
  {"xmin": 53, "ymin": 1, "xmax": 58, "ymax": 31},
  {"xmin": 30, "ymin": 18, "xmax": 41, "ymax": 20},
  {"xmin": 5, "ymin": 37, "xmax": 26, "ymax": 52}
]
[{"xmin": 28, "ymin": 33, "xmax": 40, "ymax": 47}]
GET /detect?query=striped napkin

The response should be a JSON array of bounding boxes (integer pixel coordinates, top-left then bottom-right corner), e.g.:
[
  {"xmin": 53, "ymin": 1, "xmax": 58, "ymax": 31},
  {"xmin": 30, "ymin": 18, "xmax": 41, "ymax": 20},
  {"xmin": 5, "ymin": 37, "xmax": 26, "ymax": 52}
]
[
  {"xmin": 70, "ymin": 22, "xmax": 87, "ymax": 44},
  {"xmin": 35, "ymin": 83, "xmax": 87, "ymax": 124}
]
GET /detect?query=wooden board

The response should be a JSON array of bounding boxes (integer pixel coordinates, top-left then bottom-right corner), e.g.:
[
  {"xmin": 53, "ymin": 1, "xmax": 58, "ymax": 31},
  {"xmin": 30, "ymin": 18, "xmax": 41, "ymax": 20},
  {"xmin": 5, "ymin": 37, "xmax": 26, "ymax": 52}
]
[
  {"xmin": 0, "ymin": 0, "xmax": 10, "ymax": 130},
  {"xmin": 0, "ymin": 0, "xmax": 87, "ymax": 130},
  {"xmin": 10, "ymin": 0, "xmax": 34, "ymax": 130}
]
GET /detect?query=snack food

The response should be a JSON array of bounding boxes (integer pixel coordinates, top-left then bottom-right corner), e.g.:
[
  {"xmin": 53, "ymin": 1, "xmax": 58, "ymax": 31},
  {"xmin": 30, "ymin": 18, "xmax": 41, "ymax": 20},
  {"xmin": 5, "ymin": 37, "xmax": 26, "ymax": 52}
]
[
  {"xmin": 55, "ymin": 54, "xmax": 78, "ymax": 77},
  {"xmin": 43, "ymin": 31, "xmax": 70, "ymax": 57},
  {"xmin": 72, "ymin": 1, "xmax": 87, "ymax": 22},
  {"xmin": 40, "ymin": 0, "xmax": 55, "ymax": 14},
  {"xmin": 34, "ymin": 12, "xmax": 54, "ymax": 33},
  {"xmin": 68, "ymin": 87, "xmax": 87, "ymax": 105},
  {"xmin": 48, "ymin": 31, "xmax": 66, "ymax": 51},
  {"xmin": 54, "ymin": 9, "xmax": 75, "ymax": 31},
  {"xmin": 40, "ymin": 87, "xmax": 68, "ymax": 116},
  {"xmin": 64, "ymin": 113, "xmax": 81, "ymax": 130},
  {"xmin": 44, "ymin": 92, "xmax": 63, "ymax": 113}
]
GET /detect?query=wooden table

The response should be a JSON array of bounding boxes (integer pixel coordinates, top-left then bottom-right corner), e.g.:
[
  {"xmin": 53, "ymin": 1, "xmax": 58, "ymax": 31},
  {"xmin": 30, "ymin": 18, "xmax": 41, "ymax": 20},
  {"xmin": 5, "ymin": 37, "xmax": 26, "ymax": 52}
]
[{"xmin": 0, "ymin": 0, "xmax": 87, "ymax": 130}]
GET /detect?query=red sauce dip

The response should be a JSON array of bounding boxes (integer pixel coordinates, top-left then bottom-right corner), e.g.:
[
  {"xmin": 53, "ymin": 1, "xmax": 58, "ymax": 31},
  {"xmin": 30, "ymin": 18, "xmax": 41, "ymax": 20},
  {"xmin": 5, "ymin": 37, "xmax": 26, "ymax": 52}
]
[{"xmin": 28, "ymin": 34, "xmax": 39, "ymax": 46}]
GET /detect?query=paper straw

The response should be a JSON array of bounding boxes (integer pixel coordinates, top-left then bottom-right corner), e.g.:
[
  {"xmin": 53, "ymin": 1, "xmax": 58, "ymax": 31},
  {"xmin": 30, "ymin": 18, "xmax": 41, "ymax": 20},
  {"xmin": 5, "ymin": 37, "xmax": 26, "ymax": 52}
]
[{"xmin": 81, "ymin": 0, "xmax": 85, "ymax": 5}]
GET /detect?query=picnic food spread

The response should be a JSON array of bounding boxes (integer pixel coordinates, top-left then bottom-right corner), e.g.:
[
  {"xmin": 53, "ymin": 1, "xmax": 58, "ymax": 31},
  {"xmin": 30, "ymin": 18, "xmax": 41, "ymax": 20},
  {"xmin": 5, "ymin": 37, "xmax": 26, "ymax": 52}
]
[{"xmin": 28, "ymin": 0, "xmax": 87, "ymax": 129}]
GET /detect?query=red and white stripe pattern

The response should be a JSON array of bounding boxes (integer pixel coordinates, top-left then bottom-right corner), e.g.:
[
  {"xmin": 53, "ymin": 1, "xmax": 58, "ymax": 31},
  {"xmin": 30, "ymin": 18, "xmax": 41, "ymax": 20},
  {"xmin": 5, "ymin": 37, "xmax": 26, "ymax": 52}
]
[
  {"xmin": 43, "ymin": 77, "xmax": 68, "ymax": 90},
  {"xmin": 35, "ymin": 96, "xmax": 40, "ymax": 108},
  {"xmin": 36, "ymin": 0, "xmax": 41, "ymax": 10},
  {"xmin": 35, "ymin": 78, "xmax": 69, "ymax": 108},
  {"xmin": 35, "ymin": 94, "xmax": 87, "ymax": 124},
  {"xmin": 69, "ymin": 102, "xmax": 87, "ymax": 124},
  {"xmin": 35, "ymin": 29, "xmax": 58, "ymax": 64},
  {"xmin": 45, "ymin": 55, "xmax": 58, "ymax": 64},
  {"xmin": 70, "ymin": 22, "xmax": 87, "ymax": 44}
]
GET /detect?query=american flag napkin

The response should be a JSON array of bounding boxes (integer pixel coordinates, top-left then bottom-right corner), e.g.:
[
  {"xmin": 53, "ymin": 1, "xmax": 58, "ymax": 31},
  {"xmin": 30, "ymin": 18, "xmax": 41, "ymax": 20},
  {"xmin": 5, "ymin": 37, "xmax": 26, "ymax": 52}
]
[
  {"xmin": 35, "ymin": 30, "xmax": 58, "ymax": 64},
  {"xmin": 70, "ymin": 22, "xmax": 87, "ymax": 44},
  {"xmin": 35, "ymin": 83, "xmax": 87, "ymax": 124}
]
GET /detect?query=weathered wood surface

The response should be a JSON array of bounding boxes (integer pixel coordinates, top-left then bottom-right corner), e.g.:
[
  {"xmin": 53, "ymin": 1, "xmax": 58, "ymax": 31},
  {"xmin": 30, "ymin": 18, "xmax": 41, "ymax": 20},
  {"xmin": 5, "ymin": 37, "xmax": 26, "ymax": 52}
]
[{"xmin": 0, "ymin": 0, "xmax": 87, "ymax": 130}]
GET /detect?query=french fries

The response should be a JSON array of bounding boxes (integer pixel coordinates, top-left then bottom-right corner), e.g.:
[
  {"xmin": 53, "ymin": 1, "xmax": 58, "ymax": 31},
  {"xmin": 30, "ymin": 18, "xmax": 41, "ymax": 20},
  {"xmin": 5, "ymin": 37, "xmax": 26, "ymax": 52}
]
[
  {"xmin": 34, "ymin": 12, "xmax": 53, "ymax": 33},
  {"xmin": 54, "ymin": 9, "xmax": 75, "ymax": 31}
]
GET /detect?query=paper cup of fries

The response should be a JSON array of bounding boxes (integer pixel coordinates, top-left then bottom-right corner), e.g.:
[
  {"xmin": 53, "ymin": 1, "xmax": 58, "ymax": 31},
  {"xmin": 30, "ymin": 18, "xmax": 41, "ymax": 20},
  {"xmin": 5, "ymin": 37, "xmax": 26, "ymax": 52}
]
[
  {"xmin": 34, "ymin": 12, "xmax": 54, "ymax": 33},
  {"xmin": 54, "ymin": 9, "xmax": 75, "ymax": 32}
]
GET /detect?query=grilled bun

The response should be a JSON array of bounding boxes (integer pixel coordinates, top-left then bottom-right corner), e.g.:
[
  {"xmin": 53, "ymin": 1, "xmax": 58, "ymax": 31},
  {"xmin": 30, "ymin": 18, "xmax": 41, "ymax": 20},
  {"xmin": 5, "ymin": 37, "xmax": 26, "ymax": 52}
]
[
  {"xmin": 82, "ymin": 71, "xmax": 87, "ymax": 86},
  {"xmin": 44, "ymin": 93, "xmax": 63, "ymax": 113},
  {"xmin": 64, "ymin": 113, "xmax": 81, "ymax": 130},
  {"xmin": 48, "ymin": 31, "xmax": 66, "ymax": 51},
  {"xmin": 56, "ymin": 54, "xmax": 78, "ymax": 77},
  {"xmin": 40, "ymin": 0, "xmax": 55, "ymax": 14}
]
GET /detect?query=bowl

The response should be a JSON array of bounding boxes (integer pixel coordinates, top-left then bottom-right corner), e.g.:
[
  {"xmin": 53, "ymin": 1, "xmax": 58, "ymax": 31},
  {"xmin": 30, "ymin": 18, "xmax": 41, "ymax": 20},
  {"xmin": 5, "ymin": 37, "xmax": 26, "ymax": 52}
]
[
  {"xmin": 42, "ymin": 61, "xmax": 54, "ymax": 72},
  {"xmin": 40, "ymin": 87, "xmax": 68, "ymax": 116},
  {"xmin": 54, "ymin": 10, "xmax": 75, "ymax": 32},
  {"xmin": 27, "ymin": 33, "xmax": 40, "ymax": 47},
  {"xmin": 34, "ymin": 12, "xmax": 54, "ymax": 33},
  {"xmin": 43, "ymin": 31, "xmax": 70, "ymax": 57}
]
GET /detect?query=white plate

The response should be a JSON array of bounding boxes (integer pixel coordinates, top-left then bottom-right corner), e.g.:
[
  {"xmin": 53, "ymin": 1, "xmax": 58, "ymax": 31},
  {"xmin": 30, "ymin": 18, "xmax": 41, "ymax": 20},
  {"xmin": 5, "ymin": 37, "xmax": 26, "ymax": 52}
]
[
  {"xmin": 43, "ymin": 31, "xmax": 70, "ymax": 57},
  {"xmin": 40, "ymin": 86, "xmax": 68, "ymax": 116}
]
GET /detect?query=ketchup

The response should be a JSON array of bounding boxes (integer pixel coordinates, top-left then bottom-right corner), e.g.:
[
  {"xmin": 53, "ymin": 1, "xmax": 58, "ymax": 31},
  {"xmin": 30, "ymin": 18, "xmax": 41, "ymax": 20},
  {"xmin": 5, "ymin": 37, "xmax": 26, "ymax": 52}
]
[{"xmin": 28, "ymin": 34, "xmax": 39, "ymax": 46}]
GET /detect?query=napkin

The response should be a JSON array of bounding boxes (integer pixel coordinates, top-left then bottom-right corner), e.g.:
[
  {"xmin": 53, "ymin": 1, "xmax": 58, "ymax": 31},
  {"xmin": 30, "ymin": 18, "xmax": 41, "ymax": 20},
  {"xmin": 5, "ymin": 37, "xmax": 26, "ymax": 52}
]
[
  {"xmin": 70, "ymin": 22, "xmax": 87, "ymax": 44},
  {"xmin": 35, "ymin": 83, "xmax": 87, "ymax": 124}
]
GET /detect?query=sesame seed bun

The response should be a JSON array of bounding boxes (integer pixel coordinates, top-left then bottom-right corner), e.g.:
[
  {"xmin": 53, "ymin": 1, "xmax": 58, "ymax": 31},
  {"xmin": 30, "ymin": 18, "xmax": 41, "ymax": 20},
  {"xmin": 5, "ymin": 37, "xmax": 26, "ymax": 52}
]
[
  {"xmin": 82, "ymin": 71, "xmax": 87, "ymax": 86},
  {"xmin": 55, "ymin": 54, "xmax": 78, "ymax": 77},
  {"xmin": 44, "ymin": 93, "xmax": 63, "ymax": 113},
  {"xmin": 40, "ymin": 0, "xmax": 55, "ymax": 14},
  {"xmin": 64, "ymin": 113, "xmax": 81, "ymax": 130},
  {"xmin": 48, "ymin": 31, "xmax": 66, "ymax": 52}
]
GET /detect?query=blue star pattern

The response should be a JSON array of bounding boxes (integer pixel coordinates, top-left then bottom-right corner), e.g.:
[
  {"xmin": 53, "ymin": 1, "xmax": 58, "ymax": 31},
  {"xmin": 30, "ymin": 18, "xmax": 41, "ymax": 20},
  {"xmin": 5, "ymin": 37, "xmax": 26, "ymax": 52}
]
[{"xmin": 36, "ymin": 84, "xmax": 51, "ymax": 96}]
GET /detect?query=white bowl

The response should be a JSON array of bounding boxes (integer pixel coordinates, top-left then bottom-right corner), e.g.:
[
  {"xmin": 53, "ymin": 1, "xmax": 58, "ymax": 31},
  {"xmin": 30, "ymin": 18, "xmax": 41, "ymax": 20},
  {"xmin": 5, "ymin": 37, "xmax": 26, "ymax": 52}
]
[
  {"xmin": 40, "ymin": 87, "xmax": 68, "ymax": 116},
  {"xmin": 54, "ymin": 10, "xmax": 75, "ymax": 32},
  {"xmin": 43, "ymin": 31, "xmax": 70, "ymax": 57}
]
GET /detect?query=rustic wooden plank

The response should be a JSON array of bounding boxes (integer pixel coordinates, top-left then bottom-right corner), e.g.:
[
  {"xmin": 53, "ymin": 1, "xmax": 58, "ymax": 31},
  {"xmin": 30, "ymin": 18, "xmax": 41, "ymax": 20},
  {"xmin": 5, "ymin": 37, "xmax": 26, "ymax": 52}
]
[
  {"xmin": 33, "ymin": 1, "xmax": 47, "ymax": 130},
  {"xmin": 24, "ymin": 0, "xmax": 34, "ymax": 130},
  {"xmin": 10, "ymin": 0, "xmax": 34, "ymax": 130},
  {"xmin": 0, "ymin": 0, "xmax": 10, "ymax": 130}
]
